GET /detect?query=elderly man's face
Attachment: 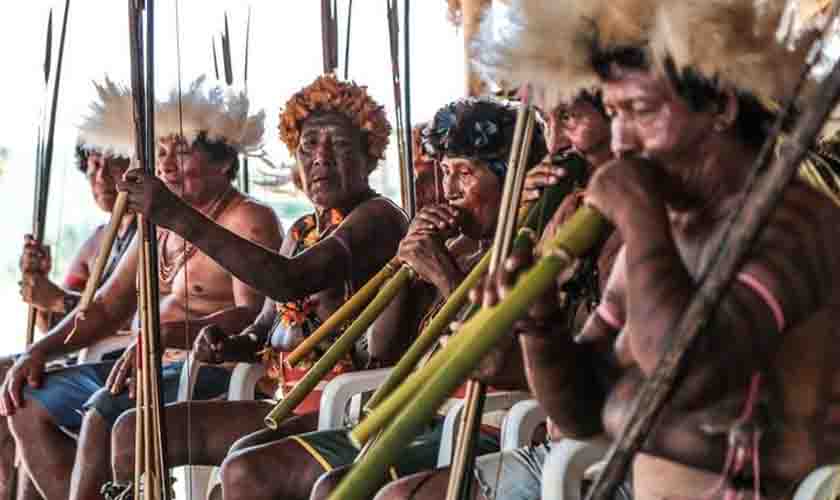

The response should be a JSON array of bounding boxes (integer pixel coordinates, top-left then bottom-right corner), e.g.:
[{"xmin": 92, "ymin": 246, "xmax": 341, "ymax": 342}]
[
  {"xmin": 441, "ymin": 156, "xmax": 501, "ymax": 240},
  {"xmin": 296, "ymin": 112, "xmax": 370, "ymax": 209},
  {"xmin": 602, "ymin": 69, "xmax": 716, "ymax": 170},
  {"xmin": 86, "ymin": 153, "xmax": 129, "ymax": 212}
]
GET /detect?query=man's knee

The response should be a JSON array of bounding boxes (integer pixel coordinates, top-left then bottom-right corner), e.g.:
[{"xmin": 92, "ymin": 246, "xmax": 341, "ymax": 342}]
[
  {"xmin": 111, "ymin": 409, "xmax": 137, "ymax": 480},
  {"xmin": 311, "ymin": 467, "xmax": 349, "ymax": 500},
  {"xmin": 7, "ymin": 398, "xmax": 53, "ymax": 439},
  {"xmin": 219, "ymin": 450, "xmax": 257, "ymax": 493}
]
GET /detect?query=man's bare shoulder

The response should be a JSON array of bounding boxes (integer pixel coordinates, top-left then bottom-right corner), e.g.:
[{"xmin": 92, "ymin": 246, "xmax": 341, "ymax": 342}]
[
  {"xmin": 344, "ymin": 196, "xmax": 410, "ymax": 231},
  {"xmin": 219, "ymin": 191, "xmax": 284, "ymax": 249}
]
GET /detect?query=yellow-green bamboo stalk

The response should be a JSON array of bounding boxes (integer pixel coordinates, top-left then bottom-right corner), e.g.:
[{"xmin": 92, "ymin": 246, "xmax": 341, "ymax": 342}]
[
  {"xmin": 333, "ymin": 206, "xmax": 606, "ymax": 500},
  {"xmin": 286, "ymin": 259, "xmax": 401, "ymax": 366},
  {"xmin": 264, "ymin": 265, "xmax": 415, "ymax": 429}
]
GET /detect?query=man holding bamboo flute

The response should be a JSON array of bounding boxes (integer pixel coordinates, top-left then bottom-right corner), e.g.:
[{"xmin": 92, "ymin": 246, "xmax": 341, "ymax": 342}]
[
  {"xmin": 211, "ymin": 96, "xmax": 558, "ymax": 500},
  {"xmin": 0, "ymin": 78, "xmax": 281, "ymax": 500},
  {"xmin": 372, "ymin": 92, "xmax": 618, "ymax": 500},
  {"xmin": 374, "ymin": 1, "xmax": 840, "ymax": 499}
]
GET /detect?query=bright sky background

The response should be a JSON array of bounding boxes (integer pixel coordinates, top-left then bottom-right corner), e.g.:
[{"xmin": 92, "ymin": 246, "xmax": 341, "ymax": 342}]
[{"xmin": 0, "ymin": 0, "xmax": 467, "ymax": 356}]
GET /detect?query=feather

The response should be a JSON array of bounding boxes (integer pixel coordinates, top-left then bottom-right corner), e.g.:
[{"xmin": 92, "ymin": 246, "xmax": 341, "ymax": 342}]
[
  {"xmin": 154, "ymin": 75, "xmax": 266, "ymax": 154},
  {"xmin": 76, "ymin": 77, "xmax": 135, "ymax": 158}
]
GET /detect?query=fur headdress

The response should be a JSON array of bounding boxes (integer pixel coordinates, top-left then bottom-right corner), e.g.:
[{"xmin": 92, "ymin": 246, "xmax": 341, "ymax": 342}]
[
  {"xmin": 156, "ymin": 75, "xmax": 266, "ymax": 154},
  {"xmin": 76, "ymin": 77, "xmax": 135, "ymax": 158},
  {"xmin": 279, "ymin": 74, "xmax": 392, "ymax": 163},
  {"xmin": 473, "ymin": 0, "xmax": 658, "ymax": 109},
  {"xmin": 475, "ymin": 0, "xmax": 823, "ymax": 109}
]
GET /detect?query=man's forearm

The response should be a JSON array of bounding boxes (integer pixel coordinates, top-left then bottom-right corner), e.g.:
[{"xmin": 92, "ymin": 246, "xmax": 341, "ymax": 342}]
[
  {"xmin": 161, "ymin": 306, "xmax": 261, "ymax": 350},
  {"xmin": 28, "ymin": 301, "xmax": 119, "ymax": 361},
  {"xmin": 167, "ymin": 203, "xmax": 293, "ymax": 300},
  {"xmin": 622, "ymin": 215, "xmax": 693, "ymax": 375},
  {"xmin": 519, "ymin": 333, "xmax": 604, "ymax": 437}
]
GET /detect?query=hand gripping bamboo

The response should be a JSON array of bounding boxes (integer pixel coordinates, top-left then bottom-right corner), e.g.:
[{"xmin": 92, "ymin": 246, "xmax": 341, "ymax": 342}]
[
  {"xmin": 332, "ymin": 206, "xmax": 607, "ymax": 500},
  {"xmin": 264, "ymin": 262, "xmax": 415, "ymax": 429},
  {"xmin": 285, "ymin": 258, "xmax": 401, "ymax": 367}
]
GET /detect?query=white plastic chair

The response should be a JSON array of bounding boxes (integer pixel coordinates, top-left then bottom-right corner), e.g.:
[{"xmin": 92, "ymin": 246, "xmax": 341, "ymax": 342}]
[
  {"xmin": 793, "ymin": 466, "xmax": 840, "ymax": 500},
  {"xmin": 437, "ymin": 391, "xmax": 534, "ymax": 467},
  {"xmin": 176, "ymin": 358, "xmax": 267, "ymax": 500},
  {"xmin": 541, "ymin": 438, "xmax": 610, "ymax": 500},
  {"xmin": 76, "ymin": 334, "xmax": 135, "ymax": 364},
  {"xmin": 500, "ymin": 399, "xmax": 547, "ymax": 452}
]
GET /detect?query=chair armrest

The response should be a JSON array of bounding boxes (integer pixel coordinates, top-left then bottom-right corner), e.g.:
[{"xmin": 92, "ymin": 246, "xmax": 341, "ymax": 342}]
[
  {"xmin": 541, "ymin": 438, "xmax": 609, "ymax": 500},
  {"xmin": 227, "ymin": 363, "xmax": 267, "ymax": 401},
  {"xmin": 177, "ymin": 354, "xmax": 201, "ymax": 402},
  {"xmin": 437, "ymin": 391, "xmax": 532, "ymax": 467},
  {"xmin": 318, "ymin": 368, "xmax": 393, "ymax": 431},
  {"xmin": 793, "ymin": 466, "xmax": 840, "ymax": 500},
  {"xmin": 500, "ymin": 399, "xmax": 547, "ymax": 451},
  {"xmin": 76, "ymin": 334, "xmax": 134, "ymax": 364}
]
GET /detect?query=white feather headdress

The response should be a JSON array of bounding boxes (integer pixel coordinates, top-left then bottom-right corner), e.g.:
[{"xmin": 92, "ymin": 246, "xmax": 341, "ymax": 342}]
[
  {"xmin": 76, "ymin": 77, "xmax": 135, "ymax": 158},
  {"xmin": 156, "ymin": 75, "xmax": 266, "ymax": 154}
]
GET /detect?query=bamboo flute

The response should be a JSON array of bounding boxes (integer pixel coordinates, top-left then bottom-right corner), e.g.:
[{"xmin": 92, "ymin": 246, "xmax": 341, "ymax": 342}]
[
  {"xmin": 584, "ymin": 44, "xmax": 840, "ymax": 500},
  {"xmin": 286, "ymin": 259, "xmax": 401, "ymax": 366},
  {"xmin": 264, "ymin": 265, "xmax": 415, "ymax": 429},
  {"xmin": 331, "ymin": 206, "xmax": 607, "ymax": 500}
]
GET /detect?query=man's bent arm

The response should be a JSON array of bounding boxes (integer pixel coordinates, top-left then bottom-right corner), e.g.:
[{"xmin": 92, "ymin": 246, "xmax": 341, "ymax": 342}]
[
  {"xmin": 27, "ymin": 240, "xmax": 141, "ymax": 361},
  {"xmin": 163, "ymin": 198, "xmax": 407, "ymax": 302}
]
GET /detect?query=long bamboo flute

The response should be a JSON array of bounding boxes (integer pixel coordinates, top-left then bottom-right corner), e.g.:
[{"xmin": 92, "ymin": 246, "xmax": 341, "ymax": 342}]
[
  {"xmin": 286, "ymin": 259, "xmax": 401, "ymax": 366},
  {"xmin": 355, "ymin": 154, "xmax": 589, "ymax": 442},
  {"xmin": 264, "ymin": 265, "xmax": 416, "ymax": 429},
  {"xmin": 332, "ymin": 206, "xmax": 607, "ymax": 500},
  {"xmin": 350, "ymin": 205, "xmax": 604, "ymax": 447}
]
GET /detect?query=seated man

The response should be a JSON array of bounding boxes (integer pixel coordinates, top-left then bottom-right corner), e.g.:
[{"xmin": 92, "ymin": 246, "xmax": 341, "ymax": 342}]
[
  {"xmin": 211, "ymin": 97, "xmax": 552, "ymax": 500},
  {"xmin": 100, "ymin": 75, "xmax": 410, "ymax": 496},
  {"xmin": 20, "ymin": 148, "xmax": 135, "ymax": 335},
  {"xmin": 330, "ymin": 90, "xmax": 618, "ymax": 500},
  {"xmin": 3, "ymin": 80, "xmax": 139, "ymax": 500},
  {"xmin": 1, "ymin": 78, "xmax": 282, "ymax": 500},
  {"xmin": 390, "ymin": 2, "xmax": 840, "ymax": 499}
]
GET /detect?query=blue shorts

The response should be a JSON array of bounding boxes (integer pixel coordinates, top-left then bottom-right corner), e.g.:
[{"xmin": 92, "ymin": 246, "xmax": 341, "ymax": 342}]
[{"xmin": 23, "ymin": 360, "xmax": 230, "ymax": 431}]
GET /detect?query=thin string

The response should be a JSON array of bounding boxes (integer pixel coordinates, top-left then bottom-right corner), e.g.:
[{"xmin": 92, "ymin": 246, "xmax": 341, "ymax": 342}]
[{"xmin": 173, "ymin": 0, "xmax": 193, "ymax": 497}]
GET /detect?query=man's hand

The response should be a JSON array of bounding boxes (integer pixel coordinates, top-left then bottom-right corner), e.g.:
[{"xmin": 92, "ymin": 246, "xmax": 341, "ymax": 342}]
[
  {"xmin": 117, "ymin": 168, "xmax": 181, "ymax": 226},
  {"xmin": 466, "ymin": 240, "xmax": 560, "ymax": 336},
  {"xmin": 20, "ymin": 234, "xmax": 51, "ymax": 274},
  {"xmin": 106, "ymin": 342, "xmax": 137, "ymax": 399},
  {"xmin": 194, "ymin": 325, "xmax": 260, "ymax": 364},
  {"xmin": 522, "ymin": 161, "xmax": 567, "ymax": 203},
  {"xmin": 0, "ymin": 353, "xmax": 46, "ymax": 416},
  {"xmin": 398, "ymin": 205, "xmax": 462, "ymax": 294},
  {"xmin": 19, "ymin": 272, "xmax": 66, "ymax": 312},
  {"xmin": 585, "ymin": 157, "xmax": 667, "ymax": 229}
]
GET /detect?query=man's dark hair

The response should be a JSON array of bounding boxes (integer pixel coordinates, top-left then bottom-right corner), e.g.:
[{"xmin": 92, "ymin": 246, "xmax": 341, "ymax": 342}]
[
  {"xmin": 75, "ymin": 144, "xmax": 90, "ymax": 174},
  {"xmin": 591, "ymin": 46, "xmax": 779, "ymax": 150},
  {"xmin": 193, "ymin": 131, "xmax": 239, "ymax": 181}
]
